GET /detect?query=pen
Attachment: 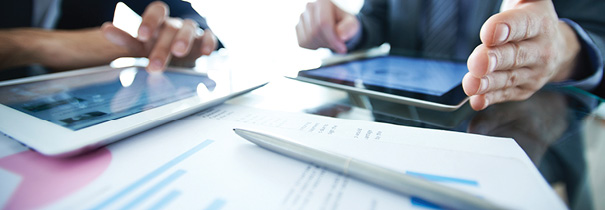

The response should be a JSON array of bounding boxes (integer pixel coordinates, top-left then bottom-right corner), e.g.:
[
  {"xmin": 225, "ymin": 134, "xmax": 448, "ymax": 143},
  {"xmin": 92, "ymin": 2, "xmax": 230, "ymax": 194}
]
[{"xmin": 233, "ymin": 128, "xmax": 506, "ymax": 210}]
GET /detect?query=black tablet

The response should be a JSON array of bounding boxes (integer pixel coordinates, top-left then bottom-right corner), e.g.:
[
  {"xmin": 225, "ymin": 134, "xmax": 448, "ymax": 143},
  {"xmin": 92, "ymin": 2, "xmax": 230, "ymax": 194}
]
[{"xmin": 290, "ymin": 55, "xmax": 469, "ymax": 111}]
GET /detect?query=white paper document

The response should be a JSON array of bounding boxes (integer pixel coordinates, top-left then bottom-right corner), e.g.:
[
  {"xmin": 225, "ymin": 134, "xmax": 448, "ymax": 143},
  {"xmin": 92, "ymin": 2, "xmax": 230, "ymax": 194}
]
[{"xmin": 0, "ymin": 104, "xmax": 565, "ymax": 209}]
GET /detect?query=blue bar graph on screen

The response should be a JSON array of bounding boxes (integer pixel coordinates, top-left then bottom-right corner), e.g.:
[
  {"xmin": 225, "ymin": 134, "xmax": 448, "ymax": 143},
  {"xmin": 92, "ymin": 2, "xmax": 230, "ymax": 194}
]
[
  {"xmin": 406, "ymin": 171, "xmax": 478, "ymax": 209},
  {"xmin": 91, "ymin": 140, "xmax": 215, "ymax": 210}
]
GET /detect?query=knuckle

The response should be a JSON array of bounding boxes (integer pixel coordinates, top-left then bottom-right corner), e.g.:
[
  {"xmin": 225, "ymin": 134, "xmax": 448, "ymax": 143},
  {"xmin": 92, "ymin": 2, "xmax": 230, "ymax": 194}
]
[
  {"xmin": 501, "ymin": 89, "xmax": 512, "ymax": 101},
  {"xmin": 523, "ymin": 14, "xmax": 534, "ymax": 39},
  {"xmin": 506, "ymin": 71, "xmax": 517, "ymax": 88},
  {"xmin": 183, "ymin": 19, "xmax": 198, "ymax": 28},
  {"xmin": 510, "ymin": 42, "xmax": 524, "ymax": 67}
]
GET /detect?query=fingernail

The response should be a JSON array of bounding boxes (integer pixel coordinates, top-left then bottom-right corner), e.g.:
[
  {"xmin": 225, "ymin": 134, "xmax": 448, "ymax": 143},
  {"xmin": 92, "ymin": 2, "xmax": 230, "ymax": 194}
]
[
  {"xmin": 479, "ymin": 77, "xmax": 489, "ymax": 94},
  {"xmin": 494, "ymin": 23, "xmax": 509, "ymax": 44},
  {"xmin": 139, "ymin": 26, "xmax": 149, "ymax": 41},
  {"xmin": 149, "ymin": 59, "xmax": 163, "ymax": 71},
  {"xmin": 174, "ymin": 42, "xmax": 186, "ymax": 55},
  {"xmin": 488, "ymin": 53, "xmax": 497, "ymax": 72}
]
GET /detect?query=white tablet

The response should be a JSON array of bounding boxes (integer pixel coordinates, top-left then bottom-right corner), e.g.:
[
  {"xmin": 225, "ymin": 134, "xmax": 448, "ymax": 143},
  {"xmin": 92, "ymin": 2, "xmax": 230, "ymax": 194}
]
[{"xmin": 0, "ymin": 65, "xmax": 266, "ymax": 157}]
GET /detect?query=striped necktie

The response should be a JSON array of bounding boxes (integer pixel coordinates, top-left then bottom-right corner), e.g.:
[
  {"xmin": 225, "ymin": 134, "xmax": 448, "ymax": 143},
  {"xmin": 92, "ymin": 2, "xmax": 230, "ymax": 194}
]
[{"xmin": 423, "ymin": 0, "xmax": 459, "ymax": 58}]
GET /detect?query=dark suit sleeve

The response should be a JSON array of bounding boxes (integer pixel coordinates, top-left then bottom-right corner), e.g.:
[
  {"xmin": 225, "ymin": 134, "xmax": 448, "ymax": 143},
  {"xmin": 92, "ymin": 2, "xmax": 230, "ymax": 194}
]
[
  {"xmin": 554, "ymin": 0, "xmax": 605, "ymax": 97},
  {"xmin": 353, "ymin": 0, "xmax": 389, "ymax": 51}
]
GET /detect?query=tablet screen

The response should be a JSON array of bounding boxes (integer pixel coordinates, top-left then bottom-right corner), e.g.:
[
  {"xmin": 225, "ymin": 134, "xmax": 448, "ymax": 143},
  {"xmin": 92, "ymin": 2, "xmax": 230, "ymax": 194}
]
[
  {"xmin": 299, "ymin": 56, "xmax": 467, "ymax": 97},
  {"xmin": 0, "ymin": 67, "xmax": 215, "ymax": 130}
]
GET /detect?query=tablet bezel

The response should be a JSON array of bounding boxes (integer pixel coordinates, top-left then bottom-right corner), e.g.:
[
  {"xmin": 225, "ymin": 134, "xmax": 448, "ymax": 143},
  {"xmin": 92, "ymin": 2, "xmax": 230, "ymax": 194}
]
[
  {"xmin": 0, "ymin": 65, "xmax": 266, "ymax": 157},
  {"xmin": 290, "ymin": 55, "xmax": 469, "ymax": 111}
]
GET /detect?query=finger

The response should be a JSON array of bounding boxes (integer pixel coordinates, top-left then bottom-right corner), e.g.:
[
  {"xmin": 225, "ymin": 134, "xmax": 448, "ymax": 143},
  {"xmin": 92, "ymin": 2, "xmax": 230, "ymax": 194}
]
[
  {"xmin": 469, "ymin": 39, "xmax": 546, "ymax": 77},
  {"xmin": 467, "ymin": 44, "xmax": 492, "ymax": 77},
  {"xmin": 171, "ymin": 19, "xmax": 197, "ymax": 57},
  {"xmin": 315, "ymin": 2, "xmax": 346, "ymax": 53},
  {"xmin": 296, "ymin": 8, "xmax": 318, "ymax": 49},
  {"xmin": 462, "ymin": 73, "xmax": 480, "ymax": 96},
  {"xmin": 480, "ymin": 7, "xmax": 545, "ymax": 46},
  {"xmin": 469, "ymin": 68, "xmax": 534, "ymax": 95},
  {"xmin": 336, "ymin": 15, "xmax": 360, "ymax": 41},
  {"xmin": 296, "ymin": 18, "xmax": 309, "ymax": 48},
  {"xmin": 302, "ymin": 8, "xmax": 324, "ymax": 50},
  {"xmin": 470, "ymin": 86, "xmax": 533, "ymax": 110},
  {"xmin": 101, "ymin": 22, "xmax": 144, "ymax": 55},
  {"xmin": 147, "ymin": 19, "xmax": 179, "ymax": 72},
  {"xmin": 138, "ymin": 1, "xmax": 169, "ymax": 42},
  {"xmin": 199, "ymin": 29, "xmax": 217, "ymax": 56}
]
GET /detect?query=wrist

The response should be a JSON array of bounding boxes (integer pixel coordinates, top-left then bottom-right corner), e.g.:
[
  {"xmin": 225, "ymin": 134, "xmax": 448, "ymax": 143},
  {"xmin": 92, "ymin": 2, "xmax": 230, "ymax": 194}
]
[{"xmin": 551, "ymin": 20, "xmax": 581, "ymax": 82}]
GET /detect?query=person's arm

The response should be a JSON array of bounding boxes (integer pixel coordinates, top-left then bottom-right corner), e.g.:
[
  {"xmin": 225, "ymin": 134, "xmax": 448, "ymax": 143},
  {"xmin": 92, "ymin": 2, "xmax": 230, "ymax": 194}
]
[
  {"xmin": 0, "ymin": 28, "xmax": 129, "ymax": 71},
  {"xmin": 552, "ymin": 0, "xmax": 605, "ymax": 98}
]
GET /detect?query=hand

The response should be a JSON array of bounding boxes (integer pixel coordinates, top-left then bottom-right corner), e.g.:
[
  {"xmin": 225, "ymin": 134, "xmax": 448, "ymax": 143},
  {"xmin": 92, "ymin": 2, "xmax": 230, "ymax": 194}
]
[
  {"xmin": 101, "ymin": 1, "xmax": 218, "ymax": 72},
  {"xmin": 463, "ymin": 0, "xmax": 582, "ymax": 110},
  {"xmin": 295, "ymin": 0, "xmax": 360, "ymax": 54}
]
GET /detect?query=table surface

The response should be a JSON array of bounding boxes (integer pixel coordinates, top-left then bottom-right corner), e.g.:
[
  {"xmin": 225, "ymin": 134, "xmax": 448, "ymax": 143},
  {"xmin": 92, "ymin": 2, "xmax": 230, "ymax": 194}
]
[
  {"xmin": 227, "ymin": 74, "xmax": 605, "ymax": 210},
  {"xmin": 2, "ymin": 48, "xmax": 603, "ymax": 209}
]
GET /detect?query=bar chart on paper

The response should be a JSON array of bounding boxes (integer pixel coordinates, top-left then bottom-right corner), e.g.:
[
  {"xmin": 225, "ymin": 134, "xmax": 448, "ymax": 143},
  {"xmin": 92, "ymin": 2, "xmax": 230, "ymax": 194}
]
[
  {"xmin": 90, "ymin": 139, "xmax": 226, "ymax": 210},
  {"xmin": 406, "ymin": 171, "xmax": 480, "ymax": 209}
]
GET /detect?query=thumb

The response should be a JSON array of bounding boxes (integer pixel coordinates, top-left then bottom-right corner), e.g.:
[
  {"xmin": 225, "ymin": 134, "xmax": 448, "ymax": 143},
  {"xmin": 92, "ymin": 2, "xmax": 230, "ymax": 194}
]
[{"xmin": 336, "ymin": 15, "xmax": 360, "ymax": 42}]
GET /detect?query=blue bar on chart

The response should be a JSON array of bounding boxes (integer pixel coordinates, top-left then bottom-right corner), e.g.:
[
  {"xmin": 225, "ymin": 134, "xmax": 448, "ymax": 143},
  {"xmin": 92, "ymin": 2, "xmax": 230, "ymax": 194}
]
[
  {"xmin": 406, "ymin": 171, "xmax": 478, "ymax": 186},
  {"xmin": 203, "ymin": 198, "xmax": 227, "ymax": 210},
  {"xmin": 406, "ymin": 171, "xmax": 479, "ymax": 209},
  {"xmin": 120, "ymin": 170, "xmax": 187, "ymax": 210},
  {"xmin": 148, "ymin": 190, "xmax": 182, "ymax": 210},
  {"xmin": 91, "ymin": 139, "xmax": 215, "ymax": 210}
]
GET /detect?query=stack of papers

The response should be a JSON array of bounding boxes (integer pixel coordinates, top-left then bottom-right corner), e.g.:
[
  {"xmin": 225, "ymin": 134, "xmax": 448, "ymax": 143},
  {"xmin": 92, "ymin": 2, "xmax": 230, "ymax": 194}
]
[{"xmin": 0, "ymin": 104, "xmax": 566, "ymax": 209}]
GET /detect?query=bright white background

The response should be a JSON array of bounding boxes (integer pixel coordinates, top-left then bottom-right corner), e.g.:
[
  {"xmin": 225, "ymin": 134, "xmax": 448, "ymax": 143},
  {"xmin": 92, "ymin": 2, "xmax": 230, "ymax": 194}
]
[{"xmin": 188, "ymin": 0, "xmax": 363, "ymax": 76}]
